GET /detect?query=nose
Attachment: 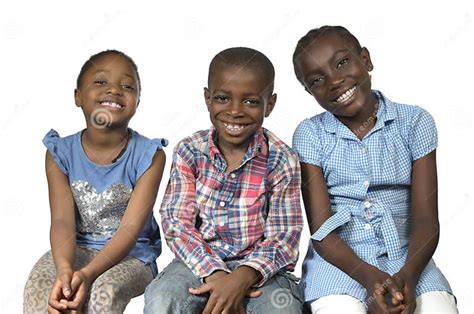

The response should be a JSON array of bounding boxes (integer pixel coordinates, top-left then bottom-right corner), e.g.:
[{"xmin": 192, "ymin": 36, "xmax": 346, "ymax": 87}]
[
  {"xmin": 106, "ymin": 83, "xmax": 122, "ymax": 95},
  {"xmin": 328, "ymin": 72, "xmax": 345, "ymax": 91},
  {"xmin": 227, "ymin": 100, "xmax": 244, "ymax": 117}
]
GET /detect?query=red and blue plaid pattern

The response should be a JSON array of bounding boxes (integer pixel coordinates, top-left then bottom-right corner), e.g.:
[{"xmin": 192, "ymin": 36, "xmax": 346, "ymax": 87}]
[{"xmin": 160, "ymin": 127, "xmax": 303, "ymax": 285}]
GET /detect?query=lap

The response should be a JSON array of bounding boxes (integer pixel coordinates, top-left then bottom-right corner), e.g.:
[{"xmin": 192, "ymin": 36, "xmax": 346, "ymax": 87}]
[
  {"xmin": 144, "ymin": 260, "xmax": 304, "ymax": 314},
  {"xmin": 308, "ymin": 291, "xmax": 458, "ymax": 314}
]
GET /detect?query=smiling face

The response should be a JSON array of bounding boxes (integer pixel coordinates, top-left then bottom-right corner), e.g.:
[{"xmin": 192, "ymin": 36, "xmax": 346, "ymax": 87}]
[
  {"xmin": 205, "ymin": 64, "xmax": 276, "ymax": 153},
  {"xmin": 294, "ymin": 31, "xmax": 376, "ymax": 120},
  {"xmin": 75, "ymin": 53, "xmax": 140, "ymax": 129}
]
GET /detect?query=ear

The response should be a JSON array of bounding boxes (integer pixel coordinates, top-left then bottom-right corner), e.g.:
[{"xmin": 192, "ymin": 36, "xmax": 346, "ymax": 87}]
[
  {"xmin": 360, "ymin": 47, "xmax": 373, "ymax": 71},
  {"xmin": 74, "ymin": 88, "xmax": 81, "ymax": 107},
  {"xmin": 204, "ymin": 87, "xmax": 211, "ymax": 111},
  {"xmin": 264, "ymin": 93, "xmax": 277, "ymax": 117}
]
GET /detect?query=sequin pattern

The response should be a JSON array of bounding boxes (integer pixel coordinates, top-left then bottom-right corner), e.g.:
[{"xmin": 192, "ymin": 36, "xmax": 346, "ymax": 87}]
[{"xmin": 71, "ymin": 180, "xmax": 132, "ymax": 239}]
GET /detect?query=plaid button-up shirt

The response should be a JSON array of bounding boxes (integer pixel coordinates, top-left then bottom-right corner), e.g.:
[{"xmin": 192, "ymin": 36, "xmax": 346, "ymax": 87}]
[{"xmin": 160, "ymin": 127, "xmax": 302, "ymax": 285}]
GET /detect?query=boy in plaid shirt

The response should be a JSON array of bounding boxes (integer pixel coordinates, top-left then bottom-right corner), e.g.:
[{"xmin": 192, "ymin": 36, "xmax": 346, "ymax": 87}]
[{"xmin": 144, "ymin": 47, "xmax": 304, "ymax": 314}]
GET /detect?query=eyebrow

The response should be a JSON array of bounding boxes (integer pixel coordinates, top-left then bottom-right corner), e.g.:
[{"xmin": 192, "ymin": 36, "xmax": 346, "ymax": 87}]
[
  {"xmin": 92, "ymin": 70, "xmax": 135, "ymax": 79},
  {"xmin": 213, "ymin": 89, "xmax": 262, "ymax": 98}
]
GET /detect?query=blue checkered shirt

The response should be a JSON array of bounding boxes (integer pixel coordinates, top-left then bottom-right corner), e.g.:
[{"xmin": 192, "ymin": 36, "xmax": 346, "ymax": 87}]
[{"xmin": 293, "ymin": 90, "xmax": 452, "ymax": 303}]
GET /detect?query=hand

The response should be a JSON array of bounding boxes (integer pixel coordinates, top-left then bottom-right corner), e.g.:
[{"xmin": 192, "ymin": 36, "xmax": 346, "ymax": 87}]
[
  {"xmin": 363, "ymin": 269, "xmax": 405, "ymax": 314},
  {"xmin": 63, "ymin": 269, "xmax": 92, "ymax": 312},
  {"xmin": 190, "ymin": 267, "xmax": 261, "ymax": 314},
  {"xmin": 48, "ymin": 268, "xmax": 73, "ymax": 311},
  {"xmin": 393, "ymin": 270, "xmax": 418, "ymax": 314},
  {"xmin": 204, "ymin": 271, "xmax": 261, "ymax": 298}
]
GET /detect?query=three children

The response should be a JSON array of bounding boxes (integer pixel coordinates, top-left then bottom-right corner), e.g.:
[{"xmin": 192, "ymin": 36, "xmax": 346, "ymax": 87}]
[{"xmin": 24, "ymin": 26, "xmax": 458, "ymax": 314}]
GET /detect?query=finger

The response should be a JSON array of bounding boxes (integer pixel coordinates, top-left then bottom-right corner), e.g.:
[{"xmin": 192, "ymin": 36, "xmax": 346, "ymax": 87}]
[
  {"xmin": 66, "ymin": 283, "xmax": 87, "ymax": 310},
  {"xmin": 386, "ymin": 278, "xmax": 404, "ymax": 302},
  {"xmin": 189, "ymin": 283, "xmax": 212, "ymax": 295},
  {"xmin": 246, "ymin": 289, "xmax": 262, "ymax": 298},
  {"xmin": 401, "ymin": 302, "xmax": 416, "ymax": 314},
  {"xmin": 70, "ymin": 272, "xmax": 85, "ymax": 293},
  {"xmin": 202, "ymin": 294, "xmax": 218, "ymax": 314},
  {"xmin": 48, "ymin": 286, "xmax": 67, "ymax": 310},
  {"xmin": 47, "ymin": 304, "xmax": 63, "ymax": 314}
]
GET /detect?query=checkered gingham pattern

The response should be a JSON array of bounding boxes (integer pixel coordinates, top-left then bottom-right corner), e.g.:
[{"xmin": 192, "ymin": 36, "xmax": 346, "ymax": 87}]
[
  {"xmin": 160, "ymin": 127, "xmax": 303, "ymax": 286},
  {"xmin": 292, "ymin": 90, "xmax": 452, "ymax": 302}
]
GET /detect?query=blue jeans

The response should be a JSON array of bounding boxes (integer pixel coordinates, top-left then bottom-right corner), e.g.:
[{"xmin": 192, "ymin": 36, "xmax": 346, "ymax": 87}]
[{"xmin": 144, "ymin": 259, "xmax": 304, "ymax": 313}]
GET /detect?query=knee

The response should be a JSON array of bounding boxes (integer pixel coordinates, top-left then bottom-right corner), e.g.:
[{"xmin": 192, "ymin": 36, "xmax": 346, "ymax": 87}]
[{"xmin": 144, "ymin": 277, "xmax": 205, "ymax": 314}]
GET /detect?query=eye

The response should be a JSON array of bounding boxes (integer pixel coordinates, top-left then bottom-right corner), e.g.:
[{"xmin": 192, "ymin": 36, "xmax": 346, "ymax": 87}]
[
  {"xmin": 310, "ymin": 76, "xmax": 324, "ymax": 87},
  {"xmin": 122, "ymin": 84, "xmax": 135, "ymax": 90},
  {"xmin": 94, "ymin": 80, "xmax": 107, "ymax": 85},
  {"xmin": 213, "ymin": 95, "xmax": 229, "ymax": 103},
  {"xmin": 336, "ymin": 57, "xmax": 349, "ymax": 69},
  {"xmin": 243, "ymin": 99, "xmax": 260, "ymax": 107}
]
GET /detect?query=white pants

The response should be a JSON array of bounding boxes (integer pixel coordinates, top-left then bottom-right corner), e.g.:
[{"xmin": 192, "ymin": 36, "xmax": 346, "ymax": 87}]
[{"xmin": 309, "ymin": 291, "xmax": 457, "ymax": 313}]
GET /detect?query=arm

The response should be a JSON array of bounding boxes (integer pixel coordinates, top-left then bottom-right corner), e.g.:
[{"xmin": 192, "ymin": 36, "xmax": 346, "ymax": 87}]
[
  {"xmin": 394, "ymin": 150, "xmax": 439, "ymax": 313},
  {"xmin": 45, "ymin": 151, "xmax": 77, "ymax": 310},
  {"xmin": 160, "ymin": 145, "xmax": 229, "ymax": 279},
  {"xmin": 66, "ymin": 150, "xmax": 166, "ymax": 309},
  {"xmin": 301, "ymin": 162, "xmax": 404, "ymax": 313}
]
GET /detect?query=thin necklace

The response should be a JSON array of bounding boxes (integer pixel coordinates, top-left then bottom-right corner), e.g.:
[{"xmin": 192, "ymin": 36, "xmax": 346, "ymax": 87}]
[{"xmin": 111, "ymin": 129, "xmax": 131, "ymax": 163}]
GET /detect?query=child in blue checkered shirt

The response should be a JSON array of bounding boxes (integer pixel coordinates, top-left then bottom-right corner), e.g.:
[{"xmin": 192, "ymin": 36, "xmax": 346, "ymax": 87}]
[{"xmin": 292, "ymin": 26, "xmax": 457, "ymax": 313}]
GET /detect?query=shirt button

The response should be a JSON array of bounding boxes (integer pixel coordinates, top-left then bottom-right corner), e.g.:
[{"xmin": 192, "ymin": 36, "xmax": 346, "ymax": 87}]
[
  {"xmin": 219, "ymin": 201, "xmax": 226, "ymax": 207},
  {"xmin": 363, "ymin": 180, "xmax": 370, "ymax": 187},
  {"xmin": 364, "ymin": 224, "xmax": 372, "ymax": 230},
  {"xmin": 219, "ymin": 221, "xmax": 225, "ymax": 227},
  {"xmin": 363, "ymin": 201, "xmax": 371, "ymax": 208},
  {"xmin": 223, "ymin": 244, "xmax": 229, "ymax": 250},
  {"xmin": 362, "ymin": 147, "xmax": 368, "ymax": 154},
  {"xmin": 230, "ymin": 173, "xmax": 236, "ymax": 178}
]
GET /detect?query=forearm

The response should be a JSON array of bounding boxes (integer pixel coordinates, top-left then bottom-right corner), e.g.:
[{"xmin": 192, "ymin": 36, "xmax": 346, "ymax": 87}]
[
  {"xmin": 314, "ymin": 233, "xmax": 376, "ymax": 286},
  {"xmin": 401, "ymin": 219, "xmax": 439, "ymax": 280},
  {"xmin": 80, "ymin": 225, "xmax": 138, "ymax": 281},
  {"xmin": 50, "ymin": 220, "xmax": 76, "ymax": 272}
]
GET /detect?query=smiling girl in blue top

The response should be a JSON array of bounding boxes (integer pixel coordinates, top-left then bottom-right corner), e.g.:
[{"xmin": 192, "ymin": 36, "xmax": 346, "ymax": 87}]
[
  {"xmin": 292, "ymin": 26, "xmax": 457, "ymax": 313},
  {"xmin": 23, "ymin": 50, "xmax": 167, "ymax": 313}
]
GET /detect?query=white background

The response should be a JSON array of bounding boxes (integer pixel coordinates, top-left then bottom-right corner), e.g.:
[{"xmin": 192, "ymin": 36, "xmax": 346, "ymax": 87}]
[{"xmin": 1, "ymin": 0, "xmax": 473, "ymax": 312}]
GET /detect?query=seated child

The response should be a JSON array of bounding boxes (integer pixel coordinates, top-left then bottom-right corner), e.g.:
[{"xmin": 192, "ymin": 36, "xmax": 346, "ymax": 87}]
[
  {"xmin": 144, "ymin": 47, "xmax": 304, "ymax": 314},
  {"xmin": 23, "ymin": 50, "xmax": 167, "ymax": 313},
  {"xmin": 292, "ymin": 26, "xmax": 458, "ymax": 313}
]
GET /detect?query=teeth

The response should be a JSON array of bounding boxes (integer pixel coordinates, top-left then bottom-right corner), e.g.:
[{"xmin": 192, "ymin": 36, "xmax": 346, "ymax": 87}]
[
  {"xmin": 223, "ymin": 122, "xmax": 245, "ymax": 132},
  {"xmin": 100, "ymin": 101, "xmax": 122, "ymax": 109},
  {"xmin": 335, "ymin": 86, "xmax": 356, "ymax": 103}
]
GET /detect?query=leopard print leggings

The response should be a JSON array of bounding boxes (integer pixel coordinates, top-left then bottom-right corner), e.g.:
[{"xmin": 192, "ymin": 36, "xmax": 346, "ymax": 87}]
[{"xmin": 23, "ymin": 247, "xmax": 153, "ymax": 313}]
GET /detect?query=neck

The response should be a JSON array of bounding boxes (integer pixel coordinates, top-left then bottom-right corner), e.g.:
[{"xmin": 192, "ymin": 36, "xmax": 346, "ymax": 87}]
[
  {"xmin": 338, "ymin": 94, "xmax": 378, "ymax": 139},
  {"xmin": 82, "ymin": 126, "xmax": 129, "ymax": 149}
]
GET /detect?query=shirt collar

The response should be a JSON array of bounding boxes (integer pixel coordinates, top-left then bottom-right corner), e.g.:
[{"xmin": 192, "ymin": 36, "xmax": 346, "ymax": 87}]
[
  {"xmin": 322, "ymin": 90, "xmax": 396, "ymax": 139},
  {"xmin": 207, "ymin": 127, "xmax": 267, "ymax": 162}
]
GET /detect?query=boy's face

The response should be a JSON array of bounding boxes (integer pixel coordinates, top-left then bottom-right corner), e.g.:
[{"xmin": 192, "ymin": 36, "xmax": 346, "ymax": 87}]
[
  {"xmin": 294, "ymin": 32, "xmax": 373, "ymax": 118},
  {"xmin": 75, "ymin": 54, "xmax": 139, "ymax": 129},
  {"xmin": 205, "ymin": 64, "xmax": 276, "ymax": 152}
]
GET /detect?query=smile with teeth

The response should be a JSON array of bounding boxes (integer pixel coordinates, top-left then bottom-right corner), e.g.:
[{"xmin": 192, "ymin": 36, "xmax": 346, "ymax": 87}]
[
  {"xmin": 100, "ymin": 101, "xmax": 124, "ymax": 109},
  {"xmin": 334, "ymin": 86, "xmax": 357, "ymax": 103},
  {"xmin": 223, "ymin": 122, "xmax": 246, "ymax": 133}
]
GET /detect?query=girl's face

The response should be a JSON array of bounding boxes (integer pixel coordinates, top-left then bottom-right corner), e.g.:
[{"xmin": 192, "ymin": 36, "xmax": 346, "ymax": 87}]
[
  {"xmin": 75, "ymin": 54, "xmax": 139, "ymax": 129},
  {"xmin": 294, "ymin": 32, "xmax": 374, "ymax": 119}
]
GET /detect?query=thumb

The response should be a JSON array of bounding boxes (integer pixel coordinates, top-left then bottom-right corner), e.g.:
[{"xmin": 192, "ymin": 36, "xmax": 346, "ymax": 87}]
[
  {"xmin": 246, "ymin": 290, "xmax": 262, "ymax": 298},
  {"xmin": 189, "ymin": 283, "xmax": 212, "ymax": 295},
  {"xmin": 60, "ymin": 273, "xmax": 72, "ymax": 298}
]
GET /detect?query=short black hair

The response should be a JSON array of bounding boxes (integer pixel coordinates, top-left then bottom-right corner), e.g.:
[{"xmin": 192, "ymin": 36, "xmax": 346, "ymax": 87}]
[
  {"xmin": 208, "ymin": 47, "xmax": 275, "ymax": 95},
  {"xmin": 293, "ymin": 26, "xmax": 362, "ymax": 82},
  {"xmin": 76, "ymin": 50, "xmax": 141, "ymax": 93}
]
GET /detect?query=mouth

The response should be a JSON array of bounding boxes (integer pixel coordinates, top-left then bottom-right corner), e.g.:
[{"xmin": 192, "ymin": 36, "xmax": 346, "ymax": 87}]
[
  {"xmin": 333, "ymin": 86, "xmax": 357, "ymax": 104},
  {"xmin": 222, "ymin": 122, "xmax": 247, "ymax": 135},
  {"xmin": 99, "ymin": 101, "xmax": 124, "ymax": 110}
]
